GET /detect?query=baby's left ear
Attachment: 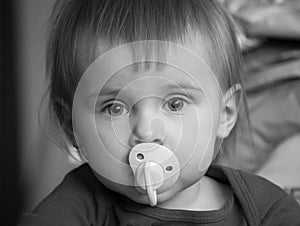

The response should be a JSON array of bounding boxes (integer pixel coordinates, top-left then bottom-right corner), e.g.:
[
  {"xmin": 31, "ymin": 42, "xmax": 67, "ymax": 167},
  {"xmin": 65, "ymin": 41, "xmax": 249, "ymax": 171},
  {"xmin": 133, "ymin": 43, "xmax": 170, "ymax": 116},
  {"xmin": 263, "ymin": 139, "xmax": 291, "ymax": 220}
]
[{"xmin": 217, "ymin": 84, "xmax": 242, "ymax": 139}]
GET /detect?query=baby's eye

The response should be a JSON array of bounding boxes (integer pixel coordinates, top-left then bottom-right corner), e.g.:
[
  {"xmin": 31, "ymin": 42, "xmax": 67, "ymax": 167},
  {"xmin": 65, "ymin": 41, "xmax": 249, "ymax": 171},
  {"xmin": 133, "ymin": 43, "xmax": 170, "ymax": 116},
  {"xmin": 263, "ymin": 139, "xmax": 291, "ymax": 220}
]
[
  {"xmin": 101, "ymin": 101, "xmax": 129, "ymax": 117},
  {"xmin": 163, "ymin": 97, "xmax": 188, "ymax": 112}
]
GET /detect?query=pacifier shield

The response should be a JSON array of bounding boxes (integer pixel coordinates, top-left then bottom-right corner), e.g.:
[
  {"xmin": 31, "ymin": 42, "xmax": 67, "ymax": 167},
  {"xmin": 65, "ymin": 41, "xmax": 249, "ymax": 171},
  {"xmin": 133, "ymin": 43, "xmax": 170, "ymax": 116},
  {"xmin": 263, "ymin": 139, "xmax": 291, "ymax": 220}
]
[{"xmin": 129, "ymin": 143, "xmax": 180, "ymax": 193}]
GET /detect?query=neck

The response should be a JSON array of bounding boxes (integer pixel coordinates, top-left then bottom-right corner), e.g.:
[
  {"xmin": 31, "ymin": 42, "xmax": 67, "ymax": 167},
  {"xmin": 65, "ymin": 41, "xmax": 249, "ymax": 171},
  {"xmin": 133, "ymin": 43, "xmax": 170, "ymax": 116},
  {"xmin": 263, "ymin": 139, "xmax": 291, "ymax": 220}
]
[{"xmin": 157, "ymin": 176, "xmax": 231, "ymax": 211}]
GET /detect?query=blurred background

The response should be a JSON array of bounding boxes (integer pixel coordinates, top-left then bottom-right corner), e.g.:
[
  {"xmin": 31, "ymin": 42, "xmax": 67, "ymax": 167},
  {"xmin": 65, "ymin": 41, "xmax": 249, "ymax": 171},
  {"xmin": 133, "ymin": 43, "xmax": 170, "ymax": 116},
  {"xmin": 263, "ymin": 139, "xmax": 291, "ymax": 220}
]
[
  {"xmin": 1, "ymin": 0, "xmax": 300, "ymax": 225},
  {"xmin": 2, "ymin": 0, "xmax": 77, "ymax": 225}
]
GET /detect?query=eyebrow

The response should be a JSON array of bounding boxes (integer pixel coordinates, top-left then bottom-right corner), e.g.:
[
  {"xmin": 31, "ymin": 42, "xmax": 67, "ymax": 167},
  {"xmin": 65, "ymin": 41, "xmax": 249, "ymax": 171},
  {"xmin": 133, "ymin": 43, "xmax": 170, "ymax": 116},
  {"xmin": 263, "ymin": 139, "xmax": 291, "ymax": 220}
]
[
  {"xmin": 98, "ymin": 88, "xmax": 123, "ymax": 96},
  {"xmin": 92, "ymin": 81, "xmax": 203, "ymax": 98},
  {"xmin": 88, "ymin": 88, "xmax": 120, "ymax": 100},
  {"xmin": 163, "ymin": 82, "xmax": 203, "ymax": 92}
]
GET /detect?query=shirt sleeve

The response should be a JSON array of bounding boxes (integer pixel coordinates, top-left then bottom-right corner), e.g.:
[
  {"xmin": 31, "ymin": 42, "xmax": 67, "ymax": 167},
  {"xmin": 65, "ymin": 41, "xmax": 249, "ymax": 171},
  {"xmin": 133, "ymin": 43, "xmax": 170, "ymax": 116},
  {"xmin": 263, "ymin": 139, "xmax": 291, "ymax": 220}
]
[
  {"xmin": 16, "ymin": 165, "xmax": 94, "ymax": 226},
  {"xmin": 260, "ymin": 195, "xmax": 300, "ymax": 226},
  {"xmin": 18, "ymin": 214, "xmax": 52, "ymax": 226},
  {"xmin": 17, "ymin": 164, "xmax": 115, "ymax": 226}
]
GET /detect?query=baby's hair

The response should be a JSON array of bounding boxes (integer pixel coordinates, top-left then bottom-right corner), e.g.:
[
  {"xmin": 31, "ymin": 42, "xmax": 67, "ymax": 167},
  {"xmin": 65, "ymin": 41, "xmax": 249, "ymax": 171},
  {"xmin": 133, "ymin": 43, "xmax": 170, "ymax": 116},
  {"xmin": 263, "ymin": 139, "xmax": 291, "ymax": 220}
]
[{"xmin": 46, "ymin": 0, "xmax": 248, "ymax": 159}]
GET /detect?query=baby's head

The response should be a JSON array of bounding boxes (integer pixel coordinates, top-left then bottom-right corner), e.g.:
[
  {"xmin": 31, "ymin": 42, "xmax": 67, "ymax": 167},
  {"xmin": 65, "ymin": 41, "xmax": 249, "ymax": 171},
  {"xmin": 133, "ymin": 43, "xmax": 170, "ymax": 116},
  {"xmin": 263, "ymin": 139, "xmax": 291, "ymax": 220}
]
[{"xmin": 47, "ymin": 0, "xmax": 245, "ymax": 206}]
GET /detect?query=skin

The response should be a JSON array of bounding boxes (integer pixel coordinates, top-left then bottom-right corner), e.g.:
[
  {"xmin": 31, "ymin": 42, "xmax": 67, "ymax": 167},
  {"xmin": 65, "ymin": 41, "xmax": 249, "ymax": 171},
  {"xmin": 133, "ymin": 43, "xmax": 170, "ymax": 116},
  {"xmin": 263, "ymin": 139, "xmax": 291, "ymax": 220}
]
[{"xmin": 72, "ymin": 41, "xmax": 239, "ymax": 210}]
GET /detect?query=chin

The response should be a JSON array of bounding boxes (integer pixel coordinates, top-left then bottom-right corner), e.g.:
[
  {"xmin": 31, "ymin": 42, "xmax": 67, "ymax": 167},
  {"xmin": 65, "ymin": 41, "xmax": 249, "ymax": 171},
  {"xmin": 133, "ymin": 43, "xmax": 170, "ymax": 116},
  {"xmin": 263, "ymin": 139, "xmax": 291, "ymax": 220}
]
[
  {"xmin": 118, "ymin": 184, "xmax": 178, "ymax": 205},
  {"xmin": 129, "ymin": 182, "xmax": 186, "ymax": 206},
  {"xmin": 157, "ymin": 182, "xmax": 186, "ymax": 203},
  {"xmin": 105, "ymin": 181, "xmax": 183, "ymax": 207},
  {"xmin": 93, "ymin": 170, "xmax": 190, "ymax": 206}
]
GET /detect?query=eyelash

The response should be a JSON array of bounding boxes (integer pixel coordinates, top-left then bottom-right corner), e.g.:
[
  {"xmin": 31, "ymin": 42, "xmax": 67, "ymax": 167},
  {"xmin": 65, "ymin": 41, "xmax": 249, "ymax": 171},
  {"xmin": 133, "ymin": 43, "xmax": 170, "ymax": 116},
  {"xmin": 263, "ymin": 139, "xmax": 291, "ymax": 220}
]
[
  {"xmin": 162, "ymin": 96, "xmax": 190, "ymax": 113},
  {"xmin": 98, "ymin": 96, "xmax": 190, "ymax": 117},
  {"xmin": 100, "ymin": 101, "xmax": 129, "ymax": 117}
]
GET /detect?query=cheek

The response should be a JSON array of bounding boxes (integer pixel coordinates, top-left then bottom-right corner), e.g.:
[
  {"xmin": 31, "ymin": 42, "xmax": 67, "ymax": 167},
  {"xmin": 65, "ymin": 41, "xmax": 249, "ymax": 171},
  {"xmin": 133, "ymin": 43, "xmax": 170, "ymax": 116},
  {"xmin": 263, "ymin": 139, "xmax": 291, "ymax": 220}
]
[
  {"xmin": 173, "ymin": 105, "xmax": 218, "ymax": 173},
  {"xmin": 77, "ymin": 115, "xmax": 134, "ymax": 186},
  {"xmin": 96, "ymin": 117, "xmax": 131, "ymax": 163}
]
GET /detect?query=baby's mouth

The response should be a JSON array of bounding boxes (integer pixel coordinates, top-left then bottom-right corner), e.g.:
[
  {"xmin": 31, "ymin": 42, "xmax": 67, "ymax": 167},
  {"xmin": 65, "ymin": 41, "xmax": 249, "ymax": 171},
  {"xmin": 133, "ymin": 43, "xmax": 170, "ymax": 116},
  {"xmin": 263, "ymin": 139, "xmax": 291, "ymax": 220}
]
[{"xmin": 128, "ymin": 143, "xmax": 180, "ymax": 206}]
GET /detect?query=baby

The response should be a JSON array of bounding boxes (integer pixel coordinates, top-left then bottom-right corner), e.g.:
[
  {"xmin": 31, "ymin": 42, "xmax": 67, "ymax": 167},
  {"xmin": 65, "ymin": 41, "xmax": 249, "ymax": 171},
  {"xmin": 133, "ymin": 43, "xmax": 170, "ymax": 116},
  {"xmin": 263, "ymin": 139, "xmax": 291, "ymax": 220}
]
[{"xmin": 19, "ymin": 0, "xmax": 300, "ymax": 225}]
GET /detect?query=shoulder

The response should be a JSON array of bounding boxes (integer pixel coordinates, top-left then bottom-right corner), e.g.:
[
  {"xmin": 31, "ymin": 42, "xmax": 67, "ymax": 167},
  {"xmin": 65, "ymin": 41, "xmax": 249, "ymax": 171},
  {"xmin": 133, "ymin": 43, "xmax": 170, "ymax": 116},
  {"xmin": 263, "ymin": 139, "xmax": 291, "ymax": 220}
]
[
  {"xmin": 41, "ymin": 163, "xmax": 115, "ymax": 206},
  {"xmin": 18, "ymin": 164, "xmax": 117, "ymax": 226},
  {"xmin": 207, "ymin": 165, "xmax": 300, "ymax": 226}
]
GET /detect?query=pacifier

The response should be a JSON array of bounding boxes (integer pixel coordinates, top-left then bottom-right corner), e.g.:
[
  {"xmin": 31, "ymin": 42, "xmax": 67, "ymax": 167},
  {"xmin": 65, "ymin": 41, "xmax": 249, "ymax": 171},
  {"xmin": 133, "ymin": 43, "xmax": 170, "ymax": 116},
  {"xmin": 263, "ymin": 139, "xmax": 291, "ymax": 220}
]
[{"xmin": 129, "ymin": 143, "xmax": 180, "ymax": 206}]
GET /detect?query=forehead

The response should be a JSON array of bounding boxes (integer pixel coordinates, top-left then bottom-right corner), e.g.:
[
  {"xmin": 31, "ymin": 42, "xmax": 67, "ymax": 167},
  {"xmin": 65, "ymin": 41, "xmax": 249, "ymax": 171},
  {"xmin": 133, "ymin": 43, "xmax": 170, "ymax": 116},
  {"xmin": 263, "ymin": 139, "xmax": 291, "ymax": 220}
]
[
  {"xmin": 100, "ymin": 63, "xmax": 201, "ymax": 96},
  {"xmin": 75, "ymin": 40, "xmax": 222, "ymax": 101},
  {"xmin": 76, "ymin": 30, "xmax": 215, "ymax": 78}
]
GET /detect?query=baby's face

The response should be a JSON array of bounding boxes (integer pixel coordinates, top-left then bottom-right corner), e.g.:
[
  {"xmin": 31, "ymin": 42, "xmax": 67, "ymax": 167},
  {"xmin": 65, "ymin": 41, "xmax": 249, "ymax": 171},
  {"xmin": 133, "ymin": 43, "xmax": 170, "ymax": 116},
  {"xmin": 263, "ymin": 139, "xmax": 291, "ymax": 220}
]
[{"xmin": 72, "ymin": 42, "xmax": 224, "ymax": 205}]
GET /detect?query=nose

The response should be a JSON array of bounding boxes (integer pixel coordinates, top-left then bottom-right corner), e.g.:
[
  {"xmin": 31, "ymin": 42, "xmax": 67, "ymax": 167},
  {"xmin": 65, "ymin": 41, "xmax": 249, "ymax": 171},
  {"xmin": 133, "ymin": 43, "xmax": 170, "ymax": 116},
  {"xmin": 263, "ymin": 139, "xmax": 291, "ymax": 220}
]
[{"xmin": 129, "ymin": 104, "xmax": 165, "ymax": 147}]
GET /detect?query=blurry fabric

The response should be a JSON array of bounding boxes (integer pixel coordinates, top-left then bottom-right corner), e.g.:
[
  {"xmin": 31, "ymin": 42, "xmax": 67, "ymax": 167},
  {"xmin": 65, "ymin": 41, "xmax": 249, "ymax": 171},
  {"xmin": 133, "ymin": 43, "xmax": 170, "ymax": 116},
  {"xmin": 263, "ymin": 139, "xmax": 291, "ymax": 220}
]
[
  {"xmin": 222, "ymin": 0, "xmax": 300, "ymax": 38},
  {"xmin": 219, "ymin": 0, "xmax": 300, "ymax": 50},
  {"xmin": 228, "ymin": 79, "xmax": 300, "ymax": 173},
  {"xmin": 257, "ymin": 134, "xmax": 300, "ymax": 204},
  {"xmin": 224, "ymin": 40, "xmax": 300, "ymax": 183}
]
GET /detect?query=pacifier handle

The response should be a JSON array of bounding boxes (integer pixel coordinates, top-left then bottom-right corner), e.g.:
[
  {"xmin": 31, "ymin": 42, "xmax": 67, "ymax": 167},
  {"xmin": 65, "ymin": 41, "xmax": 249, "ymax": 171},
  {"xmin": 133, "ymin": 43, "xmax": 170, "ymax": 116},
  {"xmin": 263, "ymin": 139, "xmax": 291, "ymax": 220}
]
[{"xmin": 144, "ymin": 161, "xmax": 157, "ymax": 206}]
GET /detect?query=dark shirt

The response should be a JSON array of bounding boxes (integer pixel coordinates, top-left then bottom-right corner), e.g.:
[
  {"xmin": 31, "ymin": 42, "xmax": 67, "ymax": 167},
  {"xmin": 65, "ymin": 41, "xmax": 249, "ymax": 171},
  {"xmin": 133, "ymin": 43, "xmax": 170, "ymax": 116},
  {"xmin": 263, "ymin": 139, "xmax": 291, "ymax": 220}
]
[{"xmin": 18, "ymin": 164, "xmax": 300, "ymax": 226}]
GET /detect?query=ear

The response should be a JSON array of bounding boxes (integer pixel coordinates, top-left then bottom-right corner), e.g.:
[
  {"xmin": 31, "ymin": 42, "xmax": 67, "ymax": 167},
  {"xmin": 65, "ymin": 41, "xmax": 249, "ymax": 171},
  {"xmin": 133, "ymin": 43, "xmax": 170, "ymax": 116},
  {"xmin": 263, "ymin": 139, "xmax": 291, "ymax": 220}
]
[
  {"xmin": 63, "ymin": 120, "xmax": 88, "ymax": 163},
  {"xmin": 57, "ymin": 99, "xmax": 88, "ymax": 163},
  {"xmin": 55, "ymin": 99, "xmax": 81, "ymax": 148},
  {"xmin": 66, "ymin": 141, "xmax": 88, "ymax": 163},
  {"xmin": 217, "ymin": 84, "xmax": 242, "ymax": 139}
]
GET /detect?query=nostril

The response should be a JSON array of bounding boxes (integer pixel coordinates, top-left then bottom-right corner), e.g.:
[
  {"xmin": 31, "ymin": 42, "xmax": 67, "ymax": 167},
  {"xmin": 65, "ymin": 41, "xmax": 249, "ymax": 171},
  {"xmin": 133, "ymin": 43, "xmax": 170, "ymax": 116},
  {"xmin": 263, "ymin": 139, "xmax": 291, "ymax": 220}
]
[
  {"xmin": 133, "ymin": 139, "xmax": 162, "ymax": 147},
  {"xmin": 166, "ymin": 166, "xmax": 173, "ymax": 171},
  {"xmin": 152, "ymin": 139, "xmax": 162, "ymax": 145}
]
